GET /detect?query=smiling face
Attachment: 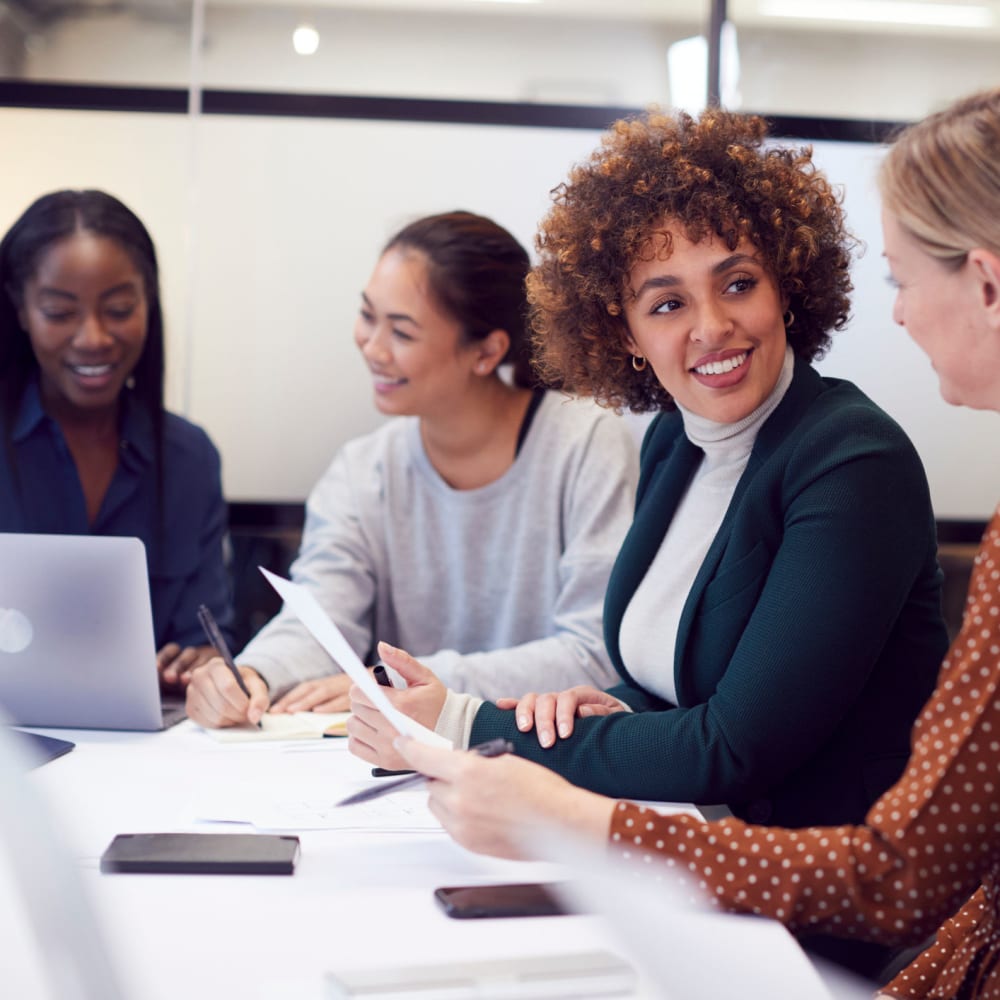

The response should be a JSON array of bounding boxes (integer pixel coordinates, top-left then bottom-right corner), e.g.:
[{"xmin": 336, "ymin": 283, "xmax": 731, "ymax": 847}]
[
  {"xmin": 19, "ymin": 230, "xmax": 148, "ymax": 420},
  {"xmin": 622, "ymin": 226, "xmax": 788, "ymax": 423},
  {"xmin": 882, "ymin": 208, "xmax": 1000, "ymax": 411},
  {"xmin": 353, "ymin": 246, "xmax": 488, "ymax": 417}
]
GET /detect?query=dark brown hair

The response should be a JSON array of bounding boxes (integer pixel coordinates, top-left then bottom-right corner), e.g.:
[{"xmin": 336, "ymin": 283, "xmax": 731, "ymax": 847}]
[{"xmin": 385, "ymin": 211, "xmax": 536, "ymax": 387}]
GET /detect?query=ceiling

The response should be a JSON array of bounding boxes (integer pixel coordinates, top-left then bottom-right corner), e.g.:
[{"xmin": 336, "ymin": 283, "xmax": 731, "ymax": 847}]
[{"xmin": 4, "ymin": 0, "xmax": 1000, "ymax": 36}]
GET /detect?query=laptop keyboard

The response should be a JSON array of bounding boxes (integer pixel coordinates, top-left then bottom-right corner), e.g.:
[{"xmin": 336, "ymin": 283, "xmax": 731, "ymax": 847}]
[{"xmin": 160, "ymin": 696, "xmax": 187, "ymax": 729}]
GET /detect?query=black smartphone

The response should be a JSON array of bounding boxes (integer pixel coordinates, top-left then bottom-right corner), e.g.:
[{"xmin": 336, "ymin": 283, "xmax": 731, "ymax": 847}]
[{"xmin": 433, "ymin": 882, "xmax": 571, "ymax": 919}]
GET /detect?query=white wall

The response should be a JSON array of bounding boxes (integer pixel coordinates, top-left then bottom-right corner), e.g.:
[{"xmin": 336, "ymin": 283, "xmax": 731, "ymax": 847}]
[
  {"xmin": 3, "ymin": 104, "xmax": 999, "ymax": 517},
  {"xmin": 0, "ymin": 107, "xmax": 193, "ymax": 405},
  {"xmin": 807, "ymin": 140, "xmax": 1000, "ymax": 522},
  {"xmin": 20, "ymin": 9, "xmax": 1000, "ymax": 120},
  {"xmin": 186, "ymin": 115, "xmax": 602, "ymax": 498},
  {"xmin": 5, "ymin": 10, "xmax": 1000, "ymax": 515}
]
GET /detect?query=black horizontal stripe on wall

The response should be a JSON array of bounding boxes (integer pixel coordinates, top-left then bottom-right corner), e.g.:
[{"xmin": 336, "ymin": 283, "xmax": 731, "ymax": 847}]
[{"xmin": 0, "ymin": 79, "xmax": 905, "ymax": 141}]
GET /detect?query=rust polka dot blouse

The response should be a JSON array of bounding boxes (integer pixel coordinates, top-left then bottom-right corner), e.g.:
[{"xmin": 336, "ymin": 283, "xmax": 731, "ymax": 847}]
[{"xmin": 609, "ymin": 512, "xmax": 1000, "ymax": 998}]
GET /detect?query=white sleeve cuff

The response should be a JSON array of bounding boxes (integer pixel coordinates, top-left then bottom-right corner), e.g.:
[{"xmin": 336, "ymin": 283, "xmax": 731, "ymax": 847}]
[{"xmin": 434, "ymin": 689, "xmax": 484, "ymax": 749}]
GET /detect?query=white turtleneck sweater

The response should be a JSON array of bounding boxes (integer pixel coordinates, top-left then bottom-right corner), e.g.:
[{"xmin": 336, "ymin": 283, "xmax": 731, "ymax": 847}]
[
  {"xmin": 436, "ymin": 346, "xmax": 796, "ymax": 747},
  {"xmin": 618, "ymin": 346, "xmax": 795, "ymax": 705}
]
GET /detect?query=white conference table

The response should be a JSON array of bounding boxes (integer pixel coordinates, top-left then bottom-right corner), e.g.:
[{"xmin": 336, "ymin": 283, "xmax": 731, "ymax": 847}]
[{"xmin": 1, "ymin": 721, "xmax": 845, "ymax": 1000}]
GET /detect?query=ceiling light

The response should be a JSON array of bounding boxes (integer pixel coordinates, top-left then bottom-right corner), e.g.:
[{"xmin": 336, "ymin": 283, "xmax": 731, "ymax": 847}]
[
  {"xmin": 759, "ymin": 1, "xmax": 993, "ymax": 29},
  {"xmin": 292, "ymin": 24, "xmax": 320, "ymax": 56}
]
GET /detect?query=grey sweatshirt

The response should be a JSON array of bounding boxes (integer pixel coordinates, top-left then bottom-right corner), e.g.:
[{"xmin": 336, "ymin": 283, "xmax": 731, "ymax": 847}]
[{"xmin": 240, "ymin": 392, "xmax": 639, "ymax": 700}]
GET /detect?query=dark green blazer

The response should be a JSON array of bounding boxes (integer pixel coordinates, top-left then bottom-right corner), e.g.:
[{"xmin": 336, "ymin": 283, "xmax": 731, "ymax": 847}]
[{"xmin": 472, "ymin": 359, "xmax": 948, "ymax": 828}]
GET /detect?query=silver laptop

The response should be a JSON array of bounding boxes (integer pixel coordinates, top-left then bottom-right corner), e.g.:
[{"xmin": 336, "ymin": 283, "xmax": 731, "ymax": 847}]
[{"xmin": 0, "ymin": 533, "xmax": 185, "ymax": 731}]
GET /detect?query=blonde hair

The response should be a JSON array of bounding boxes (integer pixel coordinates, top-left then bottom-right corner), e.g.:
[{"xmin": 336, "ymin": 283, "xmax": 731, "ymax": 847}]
[{"xmin": 879, "ymin": 88, "xmax": 1000, "ymax": 270}]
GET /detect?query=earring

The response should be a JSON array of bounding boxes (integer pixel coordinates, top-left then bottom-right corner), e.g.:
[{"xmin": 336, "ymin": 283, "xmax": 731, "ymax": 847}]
[
  {"xmin": 125, "ymin": 375, "xmax": 136, "ymax": 390},
  {"xmin": 783, "ymin": 310, "xmax": 795, "ymax": 328},
  {"xmin": 631, "ymin": 355, "xmax": 647, "ymax": 372}
]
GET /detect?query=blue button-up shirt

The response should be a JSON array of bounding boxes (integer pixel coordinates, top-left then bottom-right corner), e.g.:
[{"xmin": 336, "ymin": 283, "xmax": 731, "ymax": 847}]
[{"xmin": 1, "ymin": 379, "xmax": 234, "ymax": 649}]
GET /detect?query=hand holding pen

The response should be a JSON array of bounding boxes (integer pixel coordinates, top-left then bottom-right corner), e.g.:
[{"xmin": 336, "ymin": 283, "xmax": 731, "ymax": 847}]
[
  {"xmin": 337, "ymin": 738, "xmax": 515, "ymax": 806},
  {"xmin": 195, "ymin": 604, "xmax": 265, "ymax": 728}
]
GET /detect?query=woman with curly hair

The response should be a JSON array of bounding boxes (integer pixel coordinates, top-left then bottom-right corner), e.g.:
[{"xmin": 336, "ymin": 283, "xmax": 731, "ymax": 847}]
[
  {"xmin": 391, "ymin": 89, "xmax": 1000, "ymax": 998},
  {"xmin": 349, "ymin": 110, "xmax": 947, "ymax": 970}
]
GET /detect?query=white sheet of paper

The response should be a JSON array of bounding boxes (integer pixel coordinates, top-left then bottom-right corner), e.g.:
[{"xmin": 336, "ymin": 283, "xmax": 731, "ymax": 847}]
[
  {"xmin": 260, "ymin": 568, "xmax": 452, "ymax": 749},
  {"xmin": 187, "ymin": 780, "xmax": 443, "ymax": 832}
]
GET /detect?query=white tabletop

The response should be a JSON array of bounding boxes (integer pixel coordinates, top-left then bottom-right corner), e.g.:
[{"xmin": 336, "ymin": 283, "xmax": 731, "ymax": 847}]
[{"xmin": 0, "ymin": 721, "xmax": 845, "ymax": 1000}]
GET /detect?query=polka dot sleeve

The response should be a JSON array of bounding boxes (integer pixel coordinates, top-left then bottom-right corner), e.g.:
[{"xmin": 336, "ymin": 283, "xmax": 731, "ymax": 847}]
[
  {"xmin": 883, "ymin": 887, "xmax": 987, "ymax": 999},
  {"xmin": 608, "ymin": 511, "xmax": 1000, "ymax": 985}
]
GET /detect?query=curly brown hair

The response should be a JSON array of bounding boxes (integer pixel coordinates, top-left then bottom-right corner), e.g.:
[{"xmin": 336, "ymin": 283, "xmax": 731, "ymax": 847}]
[{"xmin": 527, "ymin": 108, "xmax": 855, "ymax": 411}]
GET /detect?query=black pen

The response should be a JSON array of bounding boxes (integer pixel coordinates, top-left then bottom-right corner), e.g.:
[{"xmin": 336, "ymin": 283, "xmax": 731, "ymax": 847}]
[
  {"xmin": 337, "ymin": 738, "xmax": 515, "ymax": 807},
  {"xmin": 197, "ymin": 604, "xmax": 253, "ymax": 701}
]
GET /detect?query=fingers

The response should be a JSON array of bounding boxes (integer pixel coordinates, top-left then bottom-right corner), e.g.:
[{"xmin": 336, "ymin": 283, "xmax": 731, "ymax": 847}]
[
  {"xmin": 271, "ymin": 675, "xmax": 351, "ymax": 714},
  {"xmin": 167, "ymin": 647, "xmax": 201, "ymax": 687},
  {"xmin": 185, "ymin": 659, "xmax": 268, "ymax": 728},
  {"xmin": 377, "ymin": 641, "xmax": 433, "ymax": 687},
  {"xmin": 532, "ymin": 692, "xmax": 559, "ymax": 748},
  {"xmin": 311, "ymin": 694, "xmax": 351, "ymax": 713},
  {"xmin": 156, "ymin": 643, "xmax": 181, "ymax": 671},
  {"xmin": 514, "ymin": 692, "xmax": 537, "ymax": 732},
  {"xmin": 346, "ymin": 699, "xmax": 404, "ymax": 768},
  {"xmin": 158, "ymin": 644, "xmax": 215, "ymax": 690},
  {"xmin": 245, "ymin": 673, "xmax": 270, "ymax": 725},
  {"xmin": 392, "ymin": 735, "xmax": 460, "ymax": 781},
  {"xmin": 512, "ymin": 688, "xmax": 606, "ymax": 746},
  {"xmin": 157, "ymin": 643, "xmax": 186, "ymax": 689},
  {"xmin": 495, "ymin": 697, "xmax": 519, "ymax": 710},
  {"xmin": 578, "ymin": 703, "xmax": 618, "ymax": 717},
  {"xmin": 555, "ymin": 689, "xmax": 582, "ymax": 739}
]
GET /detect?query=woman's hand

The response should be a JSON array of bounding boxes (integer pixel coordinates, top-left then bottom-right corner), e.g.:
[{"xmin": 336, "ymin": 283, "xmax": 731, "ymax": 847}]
[
  {"xmin": 494, "ymin": 686, "xmax": 628, "ymax": 748},
  {"xmin": 395, "ymin": 735, "xmax": 616, "ymax": 859},
  {"xmin": 347, "ymin": 642, "xmax": 448, "ymax": 769},
  {"xmin": 185, "ymin": 658, "xmax": 270, "ymax": 727},
  {"xmin": 270, "ymin": 674, "xmax": 353, "ymax": 713},
  {"xmin": 157, "ymin": 643, "xmax": 215, "ymax": 691}
]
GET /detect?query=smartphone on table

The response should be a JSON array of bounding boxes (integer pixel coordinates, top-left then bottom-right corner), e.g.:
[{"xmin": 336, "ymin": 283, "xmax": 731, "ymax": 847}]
[{"xmin": 433, "ymin": 881, "xmax": 572, "ymax": 919}]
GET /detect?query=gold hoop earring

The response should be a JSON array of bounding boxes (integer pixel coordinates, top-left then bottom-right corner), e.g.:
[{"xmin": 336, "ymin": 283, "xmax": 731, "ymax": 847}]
[
  {"xmin": 631, "ymin": 355, "xmax": 647, "ymax": 372},
  {"xmin": 783, "ymin": 310, "xmax": 795, "ymax": 329}
]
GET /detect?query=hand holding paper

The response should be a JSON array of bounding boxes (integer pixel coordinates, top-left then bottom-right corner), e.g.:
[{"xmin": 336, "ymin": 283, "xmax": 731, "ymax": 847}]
[{"xmin": 260, "ymin": 569, "xmax": 452, "ymax": 749}]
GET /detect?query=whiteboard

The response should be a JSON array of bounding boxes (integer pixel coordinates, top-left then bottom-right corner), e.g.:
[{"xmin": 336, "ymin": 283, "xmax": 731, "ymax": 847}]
[{"xmin": 0, "ymin": 107, "xmax": 997, "ymax": 518}]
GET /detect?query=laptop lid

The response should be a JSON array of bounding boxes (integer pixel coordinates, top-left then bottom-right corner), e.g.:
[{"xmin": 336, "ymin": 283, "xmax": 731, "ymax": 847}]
[{"xmin": 0, "ymin": 533, "xmax": 165, "ymax": 731}]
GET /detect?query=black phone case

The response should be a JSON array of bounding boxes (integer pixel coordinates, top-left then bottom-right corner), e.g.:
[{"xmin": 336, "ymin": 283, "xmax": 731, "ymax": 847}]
[
  {"xmin": 433, "ymin": 882, "xmax": 569, "ymax": 919},
  {"xmin": 100, "ymin": 832, "xmax": 300, "ymax": 875}
]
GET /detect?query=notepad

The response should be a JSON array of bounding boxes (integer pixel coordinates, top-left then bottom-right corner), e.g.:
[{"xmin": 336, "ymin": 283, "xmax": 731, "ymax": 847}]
[{"xmin": 202, "ymin": 711, "xmax": 349, "ymax": 742}]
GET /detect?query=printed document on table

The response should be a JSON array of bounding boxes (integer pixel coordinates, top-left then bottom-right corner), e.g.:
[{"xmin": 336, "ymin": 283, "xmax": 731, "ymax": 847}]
[{"xmin": 187, "ymin": 779, "xmax": 442, "ymax": 832}]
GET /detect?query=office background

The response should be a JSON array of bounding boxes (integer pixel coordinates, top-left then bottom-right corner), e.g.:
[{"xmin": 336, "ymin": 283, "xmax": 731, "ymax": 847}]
[{"xmin": 1, "ymin": 0, "xmax": 998, "ymax": 519}]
